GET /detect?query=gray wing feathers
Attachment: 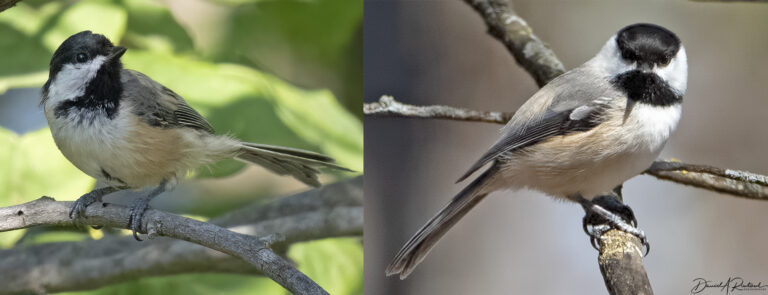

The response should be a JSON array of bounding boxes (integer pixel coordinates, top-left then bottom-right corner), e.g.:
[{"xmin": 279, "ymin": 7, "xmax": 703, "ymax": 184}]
[
  {"xmin": 456, "ymin": 111, "xmax": 566, "ymax": 182},
  {"xmin": 173, "ymin": 103, "xmax": 215, "ymax": 133},
  {"xmin": 122, "ymin": 69, "xmax": 214, "ymax": 133},
  {"xmin": 456, "ymin": 68, "xmax": 616, "ymax": 182}
]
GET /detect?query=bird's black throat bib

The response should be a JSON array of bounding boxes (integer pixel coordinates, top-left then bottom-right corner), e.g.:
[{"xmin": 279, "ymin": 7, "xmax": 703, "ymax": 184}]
[
  {"xmin": 53, "ymin": 65, "xmax": 123, "ymax": 122},
  {"xmin": 611, "ymin": 70, "xmax": 681, "ymax": 106}
]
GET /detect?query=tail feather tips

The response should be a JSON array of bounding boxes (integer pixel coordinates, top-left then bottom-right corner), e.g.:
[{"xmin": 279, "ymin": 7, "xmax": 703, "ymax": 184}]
[
  {"xmin": 386, "ymin": 167, "xmax": 496, "ymax": 279},
  {"xmin": 236, "ymin": 142, "xmax": 351, "ymax": 187}
]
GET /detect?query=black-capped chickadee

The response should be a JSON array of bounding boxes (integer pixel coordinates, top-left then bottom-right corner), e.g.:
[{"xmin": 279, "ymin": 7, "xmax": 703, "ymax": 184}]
[
  {"xmin": 387, "ymin": 23, "xmax": 687, "ymax": 279},
  {"xmin": 42, "ymin": 31, "xmax": 350, "ymax": 240}
]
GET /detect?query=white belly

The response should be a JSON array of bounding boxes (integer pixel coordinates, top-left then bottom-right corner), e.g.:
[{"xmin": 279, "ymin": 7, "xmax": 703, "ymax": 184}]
[
  {"xmin": 498, "ymin": 103, "xmax": 681, "ymax": 199},
  {"xmin": 45, "ymin": 106, "xmax": 138, "ymax": 186}
]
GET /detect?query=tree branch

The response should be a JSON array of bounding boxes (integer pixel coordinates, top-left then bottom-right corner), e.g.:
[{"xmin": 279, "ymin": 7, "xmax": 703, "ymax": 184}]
[
  {"xmin": 0, "ymin": 177, "xmax": 363, "ymax": 295},
  {"xmin": 0, "ymin": 198, "xmax": 327, "ymax": 294},
  {"xmin": 0, "ymin": 0, "xmax": 22, "ymax": 13},
  {"xmin": 0, "ymin": 207, "xmax": 362, "ymax": 294},
  {"xmin": 463, "ymin": 0, "xmax": 565, "ymax": 87},
  {"xmin": 598, "ymin": 230, "xmax": 653, "ymax": 295},
  {"xmin": 645, "ymin": 161, "xmax": 768, "ymax": 200}
]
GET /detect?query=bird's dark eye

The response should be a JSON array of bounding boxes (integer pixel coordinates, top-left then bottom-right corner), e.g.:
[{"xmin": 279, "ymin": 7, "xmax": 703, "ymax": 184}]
[{"xmin": 76, "ymin": 53, "xmax": 88, "ymax": 63}]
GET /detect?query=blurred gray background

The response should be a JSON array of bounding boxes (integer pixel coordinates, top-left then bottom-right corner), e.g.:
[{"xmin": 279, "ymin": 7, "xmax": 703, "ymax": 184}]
[{"xmin": 364, "ymin": 0, "xmax": 768, "ymax": 294}]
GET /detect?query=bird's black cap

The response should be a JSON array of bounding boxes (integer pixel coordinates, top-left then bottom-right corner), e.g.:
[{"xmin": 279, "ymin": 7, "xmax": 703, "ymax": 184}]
[
  {"xmin": 616, "ymin": 23, "xmax": 681, "ymax": 66},
  {"xmin": 48, "ymin": 31, "xmax": 121, "ymax": 78}
]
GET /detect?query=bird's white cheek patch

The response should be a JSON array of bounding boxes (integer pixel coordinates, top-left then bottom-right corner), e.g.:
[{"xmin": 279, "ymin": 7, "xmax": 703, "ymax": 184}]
[
  {"xmin": 654, "ymin": 46, "xmax": 688, "ymax": 95},
  {"xmin": 45, "ymin": 56, "xmax": 108, "ymax": 106}
]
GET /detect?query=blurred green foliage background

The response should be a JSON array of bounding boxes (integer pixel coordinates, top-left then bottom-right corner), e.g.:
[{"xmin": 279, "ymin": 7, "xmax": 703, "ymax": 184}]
[{"xmin": 0, "ymin": 0, "xmax": 362, "ymax": 293}]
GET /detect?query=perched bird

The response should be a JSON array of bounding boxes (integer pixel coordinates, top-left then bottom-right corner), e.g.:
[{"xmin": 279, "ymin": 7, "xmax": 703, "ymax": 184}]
[
  {"xmin": 42, "ymin": 31, "xmax": 350, "ymax": 240},
  {"xmin": 387, "ymin": 23, "xmax": 687, "ymax": 279}
]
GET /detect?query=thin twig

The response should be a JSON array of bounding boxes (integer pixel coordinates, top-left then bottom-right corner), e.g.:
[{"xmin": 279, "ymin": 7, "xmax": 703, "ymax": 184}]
[
  {"xmin": 364, "ymin": 95, "xmax": 511, "ymax": 123},
  {"xmin": 646, "ymin": 161, "xmax": 768, "ymax": 186},
  {"xmin": 644, "ymin": 164, "xmax": 768, "ymax": 200},
  {"xmin": 0, "ymin": 198, "xmax": 327, "ymax": 295}
]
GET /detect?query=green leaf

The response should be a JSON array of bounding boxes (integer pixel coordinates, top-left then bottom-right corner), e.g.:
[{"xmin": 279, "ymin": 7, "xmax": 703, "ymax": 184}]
[
  {"xmin": 205, "ymin": 0, "xmax": 268, "ymax": 6},
  {"xmin": 41, "ymin": 0, "xmax": 127, "ymax": 52},
  {"xmin": 0, "ymin": 127, "xmax": 94, "ymax": 247},
  {"xmin": 271, "ymin": 87, "xmax": 363, "ymax": 170},
  {"xmin": 0, "ymin": 23, "xmax": 50, "ymax": 94},
  {"xmin": 215, "ymin": 0, "xmax": 363, "ymax": 115},
  {"xmin": 289, "ymin": 238, "xmax": 364, "ymax": 295},
  {"xmin": 0, "ymin": 1, "xmax": 63, "ymax": 35},
  {"xmin": 119, "ymin": 0, "xmax": 195, "ymax": 54},
  {"xmin": 224, "ymin": 0, "xmax": 362, "ymax": 70}
]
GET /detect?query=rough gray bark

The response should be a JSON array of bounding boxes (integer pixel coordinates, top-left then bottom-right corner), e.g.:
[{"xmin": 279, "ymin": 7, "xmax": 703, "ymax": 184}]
[
  {"xmin": 646, "ymin": 161, "xmax": 768, "ymax": 199},
  {"xmin": 0, "ymin": 198, "xmax": 327, "ymax": 294},
  {"xmin": 0, "ymin": 177, "xmax": 363, "ymax": 294},
  {"xmin": 598, "ymin": 230, "xmax": 653, "ymax": 295},
  {"xmin": 463, "ymin": 0, "xmax": 566, "ymax": 87},
  {"xmin": 0, "ymin": 208, "xmax": 362, "ymax": 294}
]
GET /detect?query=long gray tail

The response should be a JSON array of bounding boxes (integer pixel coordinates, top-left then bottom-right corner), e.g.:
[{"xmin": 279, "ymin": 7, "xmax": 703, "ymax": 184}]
[
  {"xmin": 386, "ymin": 166, "xmax": 497, "ymax": 279},
  {"xmin": 235, "ymin": 142, "xmax": 352, "ymax": 187}
]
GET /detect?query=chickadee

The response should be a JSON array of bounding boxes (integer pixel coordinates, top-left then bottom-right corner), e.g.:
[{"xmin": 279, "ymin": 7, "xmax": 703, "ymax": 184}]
[
  {"xmin": 42, "ymin": 31, "xmax": 350, "ymax": 240},
  {"xmin": 387, "ymin": 23, "xmax": 687, "ymax": 279}
]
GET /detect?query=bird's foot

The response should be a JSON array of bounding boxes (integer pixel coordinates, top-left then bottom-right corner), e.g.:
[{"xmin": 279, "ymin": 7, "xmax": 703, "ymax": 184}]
[
  {"xmin": 580, "ymin": 195, "xmax": 649, "ymax": 255},
  {"xmin": 127, "ymin": 196, "xmax": 153, "ymax": 241},
  {"xmin": 69, "ymin": 186, "xmax": 124, "ymax": 229},
  {"xmin": 128, "ymin": 181, "xmax": 167, "ymax": 241},
  {"xmin": 69, "ymin": 191, "xmax": 103, "ymax": 227}
]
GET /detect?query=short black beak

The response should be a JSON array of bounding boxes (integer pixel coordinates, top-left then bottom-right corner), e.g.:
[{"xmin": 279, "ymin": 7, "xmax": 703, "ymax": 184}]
[
  {"xmin": 108, "ymin": 46, "xmax": 127, "ymax": 60},
  {"xmin": 638, "ymin": 62, "xmax": 653, "ymax": 72}
]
